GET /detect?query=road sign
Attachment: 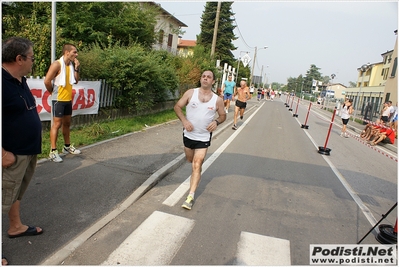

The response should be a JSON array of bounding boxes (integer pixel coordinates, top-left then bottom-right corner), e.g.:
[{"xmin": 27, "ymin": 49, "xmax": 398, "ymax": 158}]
[{"xmin": 241, "ymin": 53, "xmax": 251, "ymax": 67}]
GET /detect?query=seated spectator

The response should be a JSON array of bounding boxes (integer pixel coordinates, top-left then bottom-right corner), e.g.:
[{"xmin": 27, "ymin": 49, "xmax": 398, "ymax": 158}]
[
  {"xmin": 369, "ymin": 124, "xmax": 395, "ymax": 146},
  {"xmin": 362, "ymin": 119, "xmax": 383, "ymax": 141},
  {"xmin": 360, "ymin": 122, "xmax": 374, "ymax": 139}
]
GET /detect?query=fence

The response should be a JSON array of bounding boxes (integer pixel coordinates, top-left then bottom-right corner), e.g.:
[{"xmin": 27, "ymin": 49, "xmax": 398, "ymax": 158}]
[
  {"xmin": 41, "ymin": 79, "xmax": 178, "ymax": 130},
  {"xmin": 345, "ymin": 90, "xmax": 385, "ymax": 123}
]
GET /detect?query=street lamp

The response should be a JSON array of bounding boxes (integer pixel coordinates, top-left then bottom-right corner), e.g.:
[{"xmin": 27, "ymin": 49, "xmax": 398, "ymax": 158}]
[
  {"xmin": 353, "ymin": 63, "xmax": 371, "ymax": 118},
  {"xmin": 326, "ymin": 73, "xmax": 336, "ymax": 110},
  {"xmin": 250, "ymin": 46, "xmax": 268, "ymax": 86}
]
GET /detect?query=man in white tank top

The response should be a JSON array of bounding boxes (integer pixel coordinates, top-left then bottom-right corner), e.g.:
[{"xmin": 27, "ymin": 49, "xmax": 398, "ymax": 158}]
[{"xmin": 174, "ymin": 70, "xmax": 226, "ymax": 210}]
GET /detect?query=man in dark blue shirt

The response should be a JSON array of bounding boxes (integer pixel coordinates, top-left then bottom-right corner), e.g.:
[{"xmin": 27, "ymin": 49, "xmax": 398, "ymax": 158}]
[{"xmin": 2, "ymin": 37, "xmax": 43, "ymax": 255}]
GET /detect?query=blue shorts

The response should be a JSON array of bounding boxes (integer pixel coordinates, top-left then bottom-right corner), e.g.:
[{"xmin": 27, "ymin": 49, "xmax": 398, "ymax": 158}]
[{"xmin": 224, "ymin": 93, "xmax": 232, "ymax": 101}]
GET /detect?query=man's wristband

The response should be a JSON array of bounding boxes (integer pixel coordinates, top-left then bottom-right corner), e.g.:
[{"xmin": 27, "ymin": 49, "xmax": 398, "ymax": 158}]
[
  {"xmin": 74, "ymin": 68, "xmax": 80, "ymax": 73},
  {"xmin": 215, "ymin": 120, "xmax": 220, "ymax": 126}
]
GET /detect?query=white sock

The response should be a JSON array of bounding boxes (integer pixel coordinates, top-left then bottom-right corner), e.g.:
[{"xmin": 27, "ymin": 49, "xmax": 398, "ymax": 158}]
[{"xmin": 189, "ymin": 192, "xmax": 195, "ymax": 199}]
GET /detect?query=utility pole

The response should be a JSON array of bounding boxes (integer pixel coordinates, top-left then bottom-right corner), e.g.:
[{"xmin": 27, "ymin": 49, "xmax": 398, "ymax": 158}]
[
  {"xmin": 260, "ymin": 65, "xmax": 264, "ymax": 86},
  {"xmin": 250, "ymin": 46, "xmax": 257, "ymax": 85},
  {"xmin": 210, "ymin": 2, "xmax": 221, "ymax": 59},
  {"xmin": 51, "ymin": 1, "xmax": 56, "ymax": 128}
]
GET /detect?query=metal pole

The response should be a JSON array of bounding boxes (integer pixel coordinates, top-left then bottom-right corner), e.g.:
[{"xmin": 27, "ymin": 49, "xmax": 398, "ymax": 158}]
[
  {"xmin": 235, "ymin": 58, "xmax": 240, "ymax": 83},
  {"xmin": 260, "ymin": 65, "xmax": 264, "ymax": 87},
  {"xmin": 51, "ymin": 1, "xmax": 57, "ymax": 128},
  {"xmin": 353, "ymin": 71, "xmax": 365, "ymax": 119},
  {"xmin": 250, "ymin": 46, "xmax": 257, "ymax": 85},
  {"xmin": 51, "ymin": 1, "xmax": 56, "ymax": 63}
]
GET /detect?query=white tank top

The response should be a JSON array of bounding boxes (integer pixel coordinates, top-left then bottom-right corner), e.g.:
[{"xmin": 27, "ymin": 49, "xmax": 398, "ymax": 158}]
[
  {"xmin": 184, "ymin": 88, "xmax": 218, "ymax": 142},
  {"xmin": 341, "ymin": 105, "xmax": 351, "ymax": 119}
]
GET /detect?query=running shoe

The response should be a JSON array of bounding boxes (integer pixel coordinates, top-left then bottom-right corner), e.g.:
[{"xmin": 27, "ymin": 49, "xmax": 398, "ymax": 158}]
[
  {"xmin": 49, "ymin": 150, "xmax": 63, "ymax": 163},
  {"xmin": 63, "ymin": 145, "xmax": 81, "ymax": 155},
  {"xmin": 182, "ymin": 195, "xmax": 194, "ymax": 210},
  {"xmin": 232, "ymin": 124, "xmax": 237, "ymax": 130}
]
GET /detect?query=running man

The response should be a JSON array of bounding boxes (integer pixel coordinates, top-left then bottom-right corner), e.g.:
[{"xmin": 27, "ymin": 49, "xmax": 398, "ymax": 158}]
[
  {"xmin": 232, "ymin": 80, "xmax": 251, "ymax": 130},
  {"xmin": 220, "ymin": 74, "xmax": 236, "ymax": 114},
  {"xmin": 174, "ymin": 70, "xmax": 226, "ymax": 210}
]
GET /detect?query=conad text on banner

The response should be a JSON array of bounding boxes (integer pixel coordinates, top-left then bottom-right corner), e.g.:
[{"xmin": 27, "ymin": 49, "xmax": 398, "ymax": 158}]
[{"xmin": 26, "ymin": 78, "xmax": 101, "ymax": 121}]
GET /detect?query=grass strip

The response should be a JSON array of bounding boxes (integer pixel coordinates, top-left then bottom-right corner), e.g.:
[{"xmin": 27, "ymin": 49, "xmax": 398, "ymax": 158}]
[{"xmin": 40, "ymin": 108, "xmax": 179, "ymax": 160}]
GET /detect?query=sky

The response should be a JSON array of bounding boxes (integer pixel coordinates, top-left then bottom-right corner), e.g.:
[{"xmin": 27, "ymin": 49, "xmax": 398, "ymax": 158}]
[{"xmin": 158, "ymin": 1, "xmax": 398, "ymax": 87}]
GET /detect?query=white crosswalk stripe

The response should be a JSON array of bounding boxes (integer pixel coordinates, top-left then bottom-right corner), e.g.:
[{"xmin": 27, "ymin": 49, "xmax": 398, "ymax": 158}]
[
  {"xmin": 235, "ymin": 232, "xmax": 291, "ymax": 265},
  {"xmin": 100, "ymin": 210, "xmax": 291, "ymax": 265},
  {"xmin": 101, "ymin": 211, "xmax": 195, "ymax": 265}
]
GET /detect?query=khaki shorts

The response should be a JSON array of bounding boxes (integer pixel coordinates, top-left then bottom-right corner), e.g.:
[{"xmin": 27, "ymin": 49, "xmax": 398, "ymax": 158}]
[{"xmin": 2, "ymin": 154, "xmax": 37, "ymax": 213}]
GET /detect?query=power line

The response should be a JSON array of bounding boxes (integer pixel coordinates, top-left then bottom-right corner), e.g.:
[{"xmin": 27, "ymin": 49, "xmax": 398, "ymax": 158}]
[{"xmin": 231, "ymin": 7, "xmax": 254, "ymax": 50}]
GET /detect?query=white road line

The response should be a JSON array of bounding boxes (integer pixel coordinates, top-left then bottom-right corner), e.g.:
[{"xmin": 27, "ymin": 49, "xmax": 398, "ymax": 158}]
[
  {"xmin": 298, "ymin": 117, "xmax": 378, "ymax": 228},
  {"xmin": 235, "ymin": 231, "xmax": 291, "ymax": 266},
  {"xmin": 101, "ymin": 211, "xmax": 195, "ymax": 265},
  {"xmin": 162, "ymin": 102, "xmax": 265, "ymax": 207}
]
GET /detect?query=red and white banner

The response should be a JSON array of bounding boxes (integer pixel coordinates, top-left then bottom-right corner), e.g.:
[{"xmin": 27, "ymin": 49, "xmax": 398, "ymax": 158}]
[{"xmin": 26, "ymin": 79, "xmax": 101, "ymax": 121}]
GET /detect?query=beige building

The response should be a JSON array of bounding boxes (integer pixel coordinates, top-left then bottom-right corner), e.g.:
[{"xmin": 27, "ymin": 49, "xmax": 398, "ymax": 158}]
[
  {"xmin": 344, "ymin": 33, "xmax": 397, "ymax": 120},
  {"xmin": 327, "ymin": 83, "xmax": 347, "ymax": 100},
  {"xmin": 177, "ymin": 39, "xmax": 196, "ymax": 57},
  {"xmin": 384, "ymin": 36, "xmax": 398, "ymax": 107},
  {"xmin": 150, "ymin": 3, "xmax": 188, "ymax": 55}
]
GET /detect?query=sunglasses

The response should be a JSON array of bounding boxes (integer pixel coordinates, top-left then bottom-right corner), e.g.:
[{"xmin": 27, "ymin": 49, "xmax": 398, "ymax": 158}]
[
  {"xmin": 19, "ymin": 94, "xmax": 36, "ymax": 110},
  {"xmin": 21, "ymin": 54, "xmax": 35, "ymax": 62}
]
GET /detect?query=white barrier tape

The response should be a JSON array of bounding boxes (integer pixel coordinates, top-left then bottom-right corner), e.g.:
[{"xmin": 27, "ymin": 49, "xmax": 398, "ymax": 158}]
[{"xmin": 346, "ymin": 132, "xmax": 397, "ymax": 162}]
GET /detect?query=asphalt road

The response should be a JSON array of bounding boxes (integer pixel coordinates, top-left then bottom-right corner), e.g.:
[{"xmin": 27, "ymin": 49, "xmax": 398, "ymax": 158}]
[{"xmin": 2, "ymin": 96, "xmax": 397, "ymax": 265}]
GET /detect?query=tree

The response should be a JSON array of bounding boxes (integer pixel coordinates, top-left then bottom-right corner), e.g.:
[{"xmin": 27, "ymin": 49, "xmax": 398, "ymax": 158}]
[
  {"xmin": 57, "ymin": 2, "xmax": 157, "ymax": 50},
  {"xmin": 2, "ymin": 2, "xmax": 52, "ymax": 76},
  {"xmin": 2, "ymin": 2, "xmax": 159, "ymax": 77},
  {"xmin": 175, "ymin": 44, "xmax": 216, "ymax": 95},
  {"xmin": 270, "ymin": 82, "xmax": 284, "ymax": 91},
  {"xmin": 197, "ymin": 2, "xmax": 237, "ymax": 66},
  {"xmin": 348, "ymin": 81, "xmax": 357, "ymax": 87},
  {"xmin": 304, "ymin": 64, "xmax": 323, "ymax": 87}
]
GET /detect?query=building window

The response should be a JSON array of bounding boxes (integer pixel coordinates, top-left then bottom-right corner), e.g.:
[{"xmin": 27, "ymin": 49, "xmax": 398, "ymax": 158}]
[
  {"xmin": 383, "ymin": 68, "xmax": 389, "ymax": 80},
  {"xmin": 167, "ymin": 34, "xmax": 173, "ymax": 48},
  {"xmin": 391, "ymin": 57, "xmax": 397, "ymax": 77}
]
